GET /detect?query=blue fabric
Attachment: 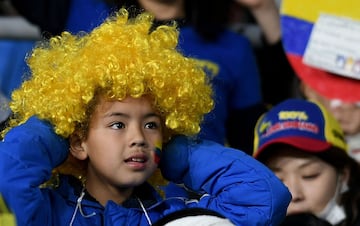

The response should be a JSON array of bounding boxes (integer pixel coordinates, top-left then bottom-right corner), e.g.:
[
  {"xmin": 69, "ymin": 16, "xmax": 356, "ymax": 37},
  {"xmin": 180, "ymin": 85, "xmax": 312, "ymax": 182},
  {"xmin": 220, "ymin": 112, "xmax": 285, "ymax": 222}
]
[
  {"xmin": 0, "ymin": 40, "xmax": 34, "ymax": 99},
  {"xmin": 281, "ymin": 15, "xmax": 313, "ymax": 56},
  {"xmin": 178, "ymin": 27, "xmax": 263, "ymax": 144},
  {"xmin": 0, "ymin": 117, "xmax": 290, "ymax": 226},
  {"xmin": 161, "ymin": 135, "xmax": 291, "ymax": 226},
  {"xmin": 65, "ymin": 0, "xmax": 112, "ymax": 34}
]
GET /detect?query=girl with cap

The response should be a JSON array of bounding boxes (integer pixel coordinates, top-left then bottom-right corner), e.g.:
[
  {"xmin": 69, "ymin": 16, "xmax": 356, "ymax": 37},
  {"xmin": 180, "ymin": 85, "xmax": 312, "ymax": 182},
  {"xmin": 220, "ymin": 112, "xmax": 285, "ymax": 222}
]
[{"xmin": 253, "ymin": 99, "xmax": 360, "ymax": 226}]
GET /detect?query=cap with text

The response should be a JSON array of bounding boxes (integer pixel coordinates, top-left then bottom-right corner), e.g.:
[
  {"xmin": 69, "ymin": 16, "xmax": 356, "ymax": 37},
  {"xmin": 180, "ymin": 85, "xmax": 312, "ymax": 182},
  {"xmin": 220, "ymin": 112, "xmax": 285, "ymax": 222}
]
[{"xmin": 253, "ymin": 99, "xmax": 347, "ymax": 158}]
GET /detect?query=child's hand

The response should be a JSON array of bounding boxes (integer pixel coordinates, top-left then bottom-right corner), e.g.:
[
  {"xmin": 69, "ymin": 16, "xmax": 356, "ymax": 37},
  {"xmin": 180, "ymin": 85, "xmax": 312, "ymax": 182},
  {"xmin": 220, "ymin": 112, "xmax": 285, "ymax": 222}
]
[
  {"xmin": 159, "ymin": 135, "xmax": 192, "ymax": 183},
  {"xmin": 3, "ymin": 116, "xmax": 69, "ymax": 167},
  {"xmin": 234, "ymin": 0, "xmax": 280, "ymax": 44}
]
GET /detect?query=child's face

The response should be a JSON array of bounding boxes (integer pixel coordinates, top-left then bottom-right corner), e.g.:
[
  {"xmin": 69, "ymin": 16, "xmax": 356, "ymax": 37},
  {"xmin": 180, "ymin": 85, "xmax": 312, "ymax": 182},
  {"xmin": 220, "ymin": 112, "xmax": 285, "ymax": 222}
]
[
  {"xmin": 72, "ymin": 95, "xmax": 163, "ymax": 204},
  {"xmin": 301, "ymin": 82, "xmax": 360, "ymax": 135},
  {"xmin": 264, "ymin": 147, "xmax": 339, "ymax": 216}
]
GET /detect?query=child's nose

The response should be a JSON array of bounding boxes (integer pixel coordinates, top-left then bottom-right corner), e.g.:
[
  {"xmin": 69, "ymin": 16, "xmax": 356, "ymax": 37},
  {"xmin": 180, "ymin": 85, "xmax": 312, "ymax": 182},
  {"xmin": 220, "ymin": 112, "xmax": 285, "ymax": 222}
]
[
  {"xmin": 129, "ymin": 126, "xmax": 147, "ymax": 147},
  {"xmin": 285, "ymin": 178, "xmax": 304, "ymax": 203}
]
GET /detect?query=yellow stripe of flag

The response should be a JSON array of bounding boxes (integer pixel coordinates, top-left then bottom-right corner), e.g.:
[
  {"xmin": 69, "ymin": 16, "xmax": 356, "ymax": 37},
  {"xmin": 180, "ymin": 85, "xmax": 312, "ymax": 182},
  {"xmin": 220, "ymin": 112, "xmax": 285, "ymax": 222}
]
[{"xmin": 281, "ymin": 0, "xmax": 360, "ymax": 22}]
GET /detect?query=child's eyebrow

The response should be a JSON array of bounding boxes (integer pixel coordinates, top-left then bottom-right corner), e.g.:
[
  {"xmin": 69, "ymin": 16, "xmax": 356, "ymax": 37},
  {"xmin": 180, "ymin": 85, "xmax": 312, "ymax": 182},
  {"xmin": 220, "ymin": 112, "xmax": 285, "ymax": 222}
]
[
  {"xmin": 144, "ymin": 113, "xmax": 161, "ymax": 119},
  {"xmin": 104, "ymin": 112, "xmax": 128, "ymax": 118},
  {"xmin": 104, "ymin": 112, "xmax": 161, "ymax": 119},
  {"xmin": 298, "ymin": 159, "xmax": 318, "ymax": 169},
  {"xmin": 142, "ymin": 113, "xmax": 162, "ymax": 122},
  {"xmin": 269, "ymin": 159, "xmax": 317, "ymax": 172}
]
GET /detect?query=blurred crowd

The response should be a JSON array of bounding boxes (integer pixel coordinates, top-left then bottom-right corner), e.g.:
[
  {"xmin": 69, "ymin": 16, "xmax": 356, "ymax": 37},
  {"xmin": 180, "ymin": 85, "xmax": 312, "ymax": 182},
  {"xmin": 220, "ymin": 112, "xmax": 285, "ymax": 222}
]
[{"xmin": 1, "ymin": 0, "xmax": 360, "ymax": 225}]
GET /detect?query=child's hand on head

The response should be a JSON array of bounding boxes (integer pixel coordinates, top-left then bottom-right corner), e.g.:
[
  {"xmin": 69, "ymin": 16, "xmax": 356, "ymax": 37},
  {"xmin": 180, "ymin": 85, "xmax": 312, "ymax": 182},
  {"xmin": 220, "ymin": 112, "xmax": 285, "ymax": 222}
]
[{"xmin": 160, "ymin": 135, "xmax": 190, "ymax": 183}]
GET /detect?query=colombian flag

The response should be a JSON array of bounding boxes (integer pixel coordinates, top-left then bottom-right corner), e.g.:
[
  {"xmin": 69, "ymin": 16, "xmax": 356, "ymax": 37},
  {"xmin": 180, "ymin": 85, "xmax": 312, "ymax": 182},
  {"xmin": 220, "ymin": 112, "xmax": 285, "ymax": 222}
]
[{"xmin": 281, "ymin": 0, "xmax": 360, "ymax": 102}]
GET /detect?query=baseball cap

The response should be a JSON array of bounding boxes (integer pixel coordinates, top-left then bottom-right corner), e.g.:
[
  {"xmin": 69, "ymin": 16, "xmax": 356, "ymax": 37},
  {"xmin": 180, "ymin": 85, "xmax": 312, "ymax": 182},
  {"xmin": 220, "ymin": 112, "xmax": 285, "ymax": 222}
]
[
  {"xmin": 253, "ymin": 99, "xmax": 347, "ymax": 159},
  {"xmin": 281, "ymin": 0, "xmax": 360, "ymax": 103}
]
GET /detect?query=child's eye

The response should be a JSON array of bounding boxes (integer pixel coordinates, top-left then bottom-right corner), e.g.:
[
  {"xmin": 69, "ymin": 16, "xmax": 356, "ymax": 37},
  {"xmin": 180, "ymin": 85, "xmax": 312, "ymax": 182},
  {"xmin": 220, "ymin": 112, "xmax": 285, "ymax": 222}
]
[
  {"xmin": 110, "ymin": 122, "xmax": 125, "ymax": 129},
  {"xmin": 302, "ymin": 173, "xmax": 320, "ymax": 180},
  {"xmin": 145, "ymin": 122, "xmax": 159, "ymax": 129}
]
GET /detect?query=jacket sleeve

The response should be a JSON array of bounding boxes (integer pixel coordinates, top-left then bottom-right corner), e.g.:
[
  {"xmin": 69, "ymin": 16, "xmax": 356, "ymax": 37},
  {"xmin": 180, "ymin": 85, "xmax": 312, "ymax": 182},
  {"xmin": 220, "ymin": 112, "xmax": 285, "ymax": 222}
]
[
  {"xmin": 0, "ymin": 116, "xmax": 69, "ymax": 225},
  {"xmin": 160, "ymin": 136, "xmax": 291, "ymax": 226}
]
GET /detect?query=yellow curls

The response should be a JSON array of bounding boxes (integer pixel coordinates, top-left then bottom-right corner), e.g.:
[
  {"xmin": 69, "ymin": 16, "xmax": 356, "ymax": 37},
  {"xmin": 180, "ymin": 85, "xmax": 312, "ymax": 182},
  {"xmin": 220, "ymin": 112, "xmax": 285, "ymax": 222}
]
[{"xmin": 5, "ymin": 8, "xmax": 214, "ymax": 139}]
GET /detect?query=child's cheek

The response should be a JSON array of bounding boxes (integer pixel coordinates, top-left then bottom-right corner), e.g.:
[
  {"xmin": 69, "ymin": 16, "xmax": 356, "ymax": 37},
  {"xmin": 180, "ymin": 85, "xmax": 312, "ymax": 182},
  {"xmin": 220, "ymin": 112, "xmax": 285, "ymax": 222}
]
[{"xmin": 153, "ymin": 141, "xmax": 162, "ymax": 165}]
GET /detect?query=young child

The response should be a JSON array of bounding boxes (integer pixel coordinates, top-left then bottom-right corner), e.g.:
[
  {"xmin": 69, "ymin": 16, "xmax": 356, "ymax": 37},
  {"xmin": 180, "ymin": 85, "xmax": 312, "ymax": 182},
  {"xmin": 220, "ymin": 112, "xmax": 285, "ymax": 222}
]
[
  {"xmin": 253, "ymin": 99, "xmax": 360, "ymax": 225},
  {"xmin": 0, "ymin": 9, "xmax": 290, "ymax": 226}
]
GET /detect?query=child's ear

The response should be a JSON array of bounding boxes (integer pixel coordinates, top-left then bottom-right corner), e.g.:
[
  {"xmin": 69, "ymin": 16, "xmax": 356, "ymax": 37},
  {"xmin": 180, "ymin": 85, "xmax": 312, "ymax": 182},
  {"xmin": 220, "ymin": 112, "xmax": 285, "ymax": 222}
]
[{"xmin": 69, "ymin": 132, "xmax": 88, "ymax": 160}]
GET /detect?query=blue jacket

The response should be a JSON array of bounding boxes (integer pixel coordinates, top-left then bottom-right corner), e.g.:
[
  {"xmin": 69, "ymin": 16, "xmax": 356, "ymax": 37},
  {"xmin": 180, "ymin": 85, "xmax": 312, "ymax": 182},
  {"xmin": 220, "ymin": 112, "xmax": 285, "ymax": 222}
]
[{"xmin": 0, "ymin": 117, "xmax": 290, "ymax": 225}]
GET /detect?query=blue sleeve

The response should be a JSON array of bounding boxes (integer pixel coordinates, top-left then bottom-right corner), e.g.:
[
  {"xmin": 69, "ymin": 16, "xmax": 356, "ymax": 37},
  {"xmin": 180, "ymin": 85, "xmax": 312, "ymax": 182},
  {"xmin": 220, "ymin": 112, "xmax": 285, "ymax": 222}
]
[
  {"xmin": 0, "ymin": 116, "xmax": 69, "ymax": 225},
  {"xmin": 160, "ymin": 136, "xmax": 291, "ymax": 226},
  {"xmin": 231, "ymin": 37, "xmax": 262, "ymax": 108}
]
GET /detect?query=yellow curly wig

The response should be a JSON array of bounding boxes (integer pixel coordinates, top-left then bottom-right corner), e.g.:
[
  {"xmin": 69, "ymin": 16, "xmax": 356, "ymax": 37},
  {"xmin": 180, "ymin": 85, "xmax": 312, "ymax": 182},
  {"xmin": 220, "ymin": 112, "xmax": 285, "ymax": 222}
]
[{"xmin": 5, "ymin": 9, "xmax": 214, "ymax": 141}]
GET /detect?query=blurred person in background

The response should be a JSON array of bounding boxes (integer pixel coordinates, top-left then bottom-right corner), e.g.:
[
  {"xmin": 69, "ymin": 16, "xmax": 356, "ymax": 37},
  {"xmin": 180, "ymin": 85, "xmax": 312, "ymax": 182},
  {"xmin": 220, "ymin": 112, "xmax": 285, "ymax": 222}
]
[
  {"xmin": 117, "ymin": 0, "xmax": 268, "ymax": 154},
  {"xmin": 229, "ymin": 0, "xmax": 297, "ymax": 106},
  {"xmin": 254, "ymin": 99, "xmax": 360, "ymax": 226},
  {"xmin": 280, "ymin": 0, "xmax": 360, "ymax": 163}
]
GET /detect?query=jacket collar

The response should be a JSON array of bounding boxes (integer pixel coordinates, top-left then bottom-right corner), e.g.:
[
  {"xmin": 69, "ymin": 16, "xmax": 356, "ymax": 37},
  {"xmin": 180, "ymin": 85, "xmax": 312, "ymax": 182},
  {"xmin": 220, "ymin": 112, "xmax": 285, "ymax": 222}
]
[{"xmin": 62, "ymin": 174, "xmax": 161, "ymax": 209}]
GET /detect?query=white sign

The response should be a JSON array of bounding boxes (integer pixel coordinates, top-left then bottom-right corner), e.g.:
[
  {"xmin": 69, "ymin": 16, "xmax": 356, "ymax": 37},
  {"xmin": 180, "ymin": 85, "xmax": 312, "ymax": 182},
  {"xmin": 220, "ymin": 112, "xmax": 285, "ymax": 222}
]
[{"xmin": 303, "ymin": 13, "xmax": 360, "ymax": 80}]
